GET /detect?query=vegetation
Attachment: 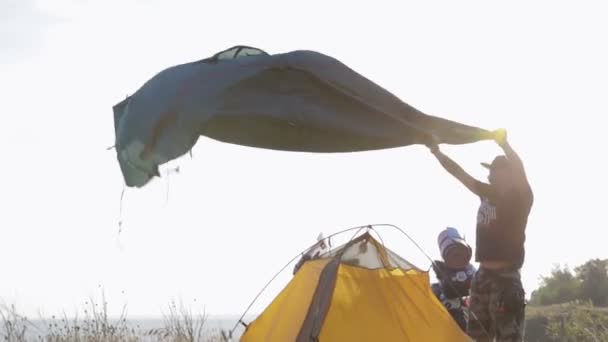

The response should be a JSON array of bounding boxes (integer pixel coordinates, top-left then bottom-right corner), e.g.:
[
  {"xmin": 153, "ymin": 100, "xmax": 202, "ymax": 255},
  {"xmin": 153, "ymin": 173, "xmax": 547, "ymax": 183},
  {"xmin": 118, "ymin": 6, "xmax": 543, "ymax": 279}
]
[
  {"xmin": 529, "ymin": 259, "xmax": 608, "ymax": 307},
  {"xmin": 525, "ymin": 258, "xmax": 608, "ymax": 341},
  {"xmin": 0, "ymin": 303, "xmax": 30, "ymax": 342},
  {"xmin": 0, "ymin": 293, "xmax": 224, "ymax": 342},
  {"xmin": 525, "ymin": 302, "xmax": 608, "ymax": 342}
]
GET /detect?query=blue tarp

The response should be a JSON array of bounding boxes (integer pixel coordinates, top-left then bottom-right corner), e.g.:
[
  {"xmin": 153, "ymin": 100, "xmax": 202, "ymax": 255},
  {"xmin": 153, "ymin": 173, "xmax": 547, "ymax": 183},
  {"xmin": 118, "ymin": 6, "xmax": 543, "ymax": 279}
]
[{"xmin": 113, "ymin": 45, "xmax": 492, "ymax": 187}]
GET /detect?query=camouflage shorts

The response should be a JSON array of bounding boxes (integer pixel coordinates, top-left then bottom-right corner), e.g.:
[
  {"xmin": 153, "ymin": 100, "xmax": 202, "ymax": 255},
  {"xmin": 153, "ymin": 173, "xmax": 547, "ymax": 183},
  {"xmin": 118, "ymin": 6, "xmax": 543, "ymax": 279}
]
[{"xmin": 466, "ymin": 267, "xmax": 526, "ymax": 342}]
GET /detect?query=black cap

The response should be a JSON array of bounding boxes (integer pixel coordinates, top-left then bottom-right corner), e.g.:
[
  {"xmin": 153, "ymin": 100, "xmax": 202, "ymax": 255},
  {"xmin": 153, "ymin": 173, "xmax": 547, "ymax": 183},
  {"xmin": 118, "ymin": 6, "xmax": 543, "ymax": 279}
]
[{"xmin": 481, "ymin": 155, "xmax": 510, "ymax": 170}]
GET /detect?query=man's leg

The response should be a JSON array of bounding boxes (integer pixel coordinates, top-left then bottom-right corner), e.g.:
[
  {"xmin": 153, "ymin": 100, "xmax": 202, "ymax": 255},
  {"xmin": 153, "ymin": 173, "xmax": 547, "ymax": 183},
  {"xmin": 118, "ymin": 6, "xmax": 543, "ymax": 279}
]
[
  {"xmin": 467, "ymin": 269, "xmax": 494, "ymax": 342},
  {"xmin": 493, "ymin": 273, "xmax": 526, "ymax": 342}
]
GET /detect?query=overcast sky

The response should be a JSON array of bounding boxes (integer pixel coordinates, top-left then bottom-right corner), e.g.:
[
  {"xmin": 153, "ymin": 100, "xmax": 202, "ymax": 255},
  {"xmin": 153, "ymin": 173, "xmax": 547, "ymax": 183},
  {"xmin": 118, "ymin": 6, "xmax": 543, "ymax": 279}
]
[{"xmin": 1, "ymin": 0, "xmax": 607, "ymax": 320}]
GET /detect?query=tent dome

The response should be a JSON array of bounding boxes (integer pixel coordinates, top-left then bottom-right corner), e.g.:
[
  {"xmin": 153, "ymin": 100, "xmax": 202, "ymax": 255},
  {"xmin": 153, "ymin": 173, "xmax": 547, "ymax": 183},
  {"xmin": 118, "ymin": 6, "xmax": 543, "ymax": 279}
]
[{"xmin": 240, "ymin": 232, "xmax": 470, "ymax": 342}]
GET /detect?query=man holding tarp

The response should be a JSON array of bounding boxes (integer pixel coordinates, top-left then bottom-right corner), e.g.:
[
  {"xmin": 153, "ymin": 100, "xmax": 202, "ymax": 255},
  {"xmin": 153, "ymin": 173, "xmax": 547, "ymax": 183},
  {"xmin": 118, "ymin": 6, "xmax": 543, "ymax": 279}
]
[{"xmin": 428, "ymin": 130, "xmax": 533, "ymax": 342}]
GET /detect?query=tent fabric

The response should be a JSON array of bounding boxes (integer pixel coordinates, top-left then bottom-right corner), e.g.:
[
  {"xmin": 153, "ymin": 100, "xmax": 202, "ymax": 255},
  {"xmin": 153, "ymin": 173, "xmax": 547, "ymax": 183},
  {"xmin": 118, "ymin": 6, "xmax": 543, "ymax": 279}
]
[
  {"xmin": 324, "ymin": 234, "xmax": 420, "ymax": 270},
  {"xmin": 112, "ymin": 45, "xmax": 493, "ymax": 188},
  {"xmin": 240, "ymin": 233, "xmax": 470, "ymax": 342},
  {"xmin": 319, "ymin": 265, "xmax": 466, "ymax": 342},
  {"xmin": 240, "ymin": 259, "xmax": 331, "ymax": 342}
]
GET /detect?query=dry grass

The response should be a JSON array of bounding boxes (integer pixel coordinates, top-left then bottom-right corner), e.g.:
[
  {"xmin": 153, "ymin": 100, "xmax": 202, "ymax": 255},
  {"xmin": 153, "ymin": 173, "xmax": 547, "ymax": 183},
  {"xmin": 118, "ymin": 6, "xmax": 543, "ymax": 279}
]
[
  {"xmin": 0, "ymin": 303, "xmax": 31, "ymax": 342},
  {"xmin": 0, "ymin": 293, "xmax": 224, "ymax": 342},
  {"xmin": 145, "ymin": 299, "xmax": 223, "ymax": 342},
  {"xmin": 544, "ymin": 302, "xmax": 608, "ymax": 342},
  {"xmin": 526, "ymin": 302, "xmax": 608, "ymax": 342}
]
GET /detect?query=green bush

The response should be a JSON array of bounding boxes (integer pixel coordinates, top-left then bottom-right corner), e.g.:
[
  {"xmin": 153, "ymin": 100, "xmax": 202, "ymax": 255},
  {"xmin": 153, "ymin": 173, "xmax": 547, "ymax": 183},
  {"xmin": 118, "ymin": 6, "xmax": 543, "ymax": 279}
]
[{"xmin": 530, "ymin": 259, "xmax": 608, "ymax": 307}]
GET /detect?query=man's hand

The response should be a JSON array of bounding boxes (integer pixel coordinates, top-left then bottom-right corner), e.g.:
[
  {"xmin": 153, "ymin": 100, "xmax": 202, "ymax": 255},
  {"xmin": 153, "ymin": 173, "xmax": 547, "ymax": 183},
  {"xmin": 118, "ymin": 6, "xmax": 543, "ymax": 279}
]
[
  {"xmin": 493, "ymin": 128, "xmax": 508, "ymax": 147},
  {"xmin": 492, "ymin": 128, "xmax": 530, "ymax": 191},
  {"xmin": 426, "ymin": 133, "xmax": 441, "ymax": 154}
]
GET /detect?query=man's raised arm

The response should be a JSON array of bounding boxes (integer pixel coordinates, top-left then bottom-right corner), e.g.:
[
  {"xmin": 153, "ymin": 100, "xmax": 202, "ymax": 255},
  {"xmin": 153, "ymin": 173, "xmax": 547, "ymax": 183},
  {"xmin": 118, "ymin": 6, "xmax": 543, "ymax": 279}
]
[
  {"xmin": 428, "ymin": 143, "xmax": 491, "ymax": 198},
  {"xmin": 494, "ymin": 129, "xmax": 531, "ymax": 190}
]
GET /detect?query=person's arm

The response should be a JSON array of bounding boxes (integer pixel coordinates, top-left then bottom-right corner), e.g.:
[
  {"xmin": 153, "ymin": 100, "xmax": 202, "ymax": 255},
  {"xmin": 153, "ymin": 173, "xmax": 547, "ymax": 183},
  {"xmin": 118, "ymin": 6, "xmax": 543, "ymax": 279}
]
[
  {"xmin": 500, "ymin": 141, "xmax": 526, "ymax": 177},
  {"xmin": 494, "ymin": 129, "xmax": 531, "ymax": 191},
  {"xmin": 429, "ymin": 144, "xmax": 492, "ymax": 198}
]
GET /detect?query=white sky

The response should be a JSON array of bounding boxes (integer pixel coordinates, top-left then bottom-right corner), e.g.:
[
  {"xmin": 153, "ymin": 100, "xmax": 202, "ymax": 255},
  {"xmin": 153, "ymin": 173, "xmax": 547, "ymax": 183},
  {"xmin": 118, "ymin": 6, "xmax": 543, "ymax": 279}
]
[{"xmin": 1, "ymin": 0, "xmax": 607, "ymax": 319}]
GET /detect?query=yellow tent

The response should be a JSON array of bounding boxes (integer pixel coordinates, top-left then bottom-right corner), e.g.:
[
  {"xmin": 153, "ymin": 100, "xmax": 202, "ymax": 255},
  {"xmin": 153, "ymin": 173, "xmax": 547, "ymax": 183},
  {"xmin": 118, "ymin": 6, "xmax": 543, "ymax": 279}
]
[{"xmin": 240, "ymin": 232, "xmax": 471, "ymax": 342}]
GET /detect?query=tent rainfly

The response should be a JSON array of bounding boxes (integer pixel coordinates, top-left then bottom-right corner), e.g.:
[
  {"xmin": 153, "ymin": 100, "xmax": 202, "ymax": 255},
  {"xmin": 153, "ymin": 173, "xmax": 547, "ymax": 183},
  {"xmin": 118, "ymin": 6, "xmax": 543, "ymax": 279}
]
[
  {"xmin": 239, "ymin": 232, "xmax": 471, "ymax": 342},
  {"xmin": 112, "ymin": 45, "xmax": 493, "ymax": 188}
]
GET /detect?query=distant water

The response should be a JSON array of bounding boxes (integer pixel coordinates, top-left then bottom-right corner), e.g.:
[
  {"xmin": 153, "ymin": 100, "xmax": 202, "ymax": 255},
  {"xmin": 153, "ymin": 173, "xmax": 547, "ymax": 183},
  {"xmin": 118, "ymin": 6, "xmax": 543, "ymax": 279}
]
[{"xmin": 14, "ymin": 316, "xmax": 252, "ymax": 341}]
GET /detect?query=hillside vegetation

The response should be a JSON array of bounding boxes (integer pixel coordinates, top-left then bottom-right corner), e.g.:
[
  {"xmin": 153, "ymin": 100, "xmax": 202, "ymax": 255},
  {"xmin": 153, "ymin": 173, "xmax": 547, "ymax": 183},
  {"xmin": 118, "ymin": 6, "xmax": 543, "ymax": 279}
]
[{"xmin": 525, "ymin": 258, "xmax": 608, "ymax": 341}]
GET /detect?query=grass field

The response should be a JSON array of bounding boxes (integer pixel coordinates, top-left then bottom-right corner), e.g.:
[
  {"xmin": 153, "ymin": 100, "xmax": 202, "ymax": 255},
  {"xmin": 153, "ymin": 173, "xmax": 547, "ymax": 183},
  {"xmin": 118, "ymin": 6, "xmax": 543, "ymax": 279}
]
[
  {"xmin": 525, "ymin": 303, "xmax": 608, "ymax": 342},
  {"xmin": 0, "ymin": 299, "xmax": 225, "ymax": 342},
  {"xmin": 3, "ymin": 300, "xmax": 608, "ymax": 341}
]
